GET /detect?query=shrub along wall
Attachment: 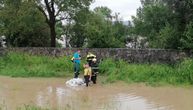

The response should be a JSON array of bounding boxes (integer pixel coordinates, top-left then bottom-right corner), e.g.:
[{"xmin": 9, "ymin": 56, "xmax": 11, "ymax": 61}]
[{"xmin": 0, "ymin": 48, "xmax": 192, "ymax": 64}]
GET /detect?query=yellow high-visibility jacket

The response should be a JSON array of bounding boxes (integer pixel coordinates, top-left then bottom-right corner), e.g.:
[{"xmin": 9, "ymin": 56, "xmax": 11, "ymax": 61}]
[{"xmin": 84, "ymin": 67, "xmax": 92, "ymax": 76}]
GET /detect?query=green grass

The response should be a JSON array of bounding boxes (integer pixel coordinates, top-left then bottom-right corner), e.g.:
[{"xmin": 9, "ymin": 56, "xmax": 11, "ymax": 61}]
[
  {"xmin": 16, "ymin": 105, "xmax": 50, "ymax": 110},
  {"xmin": 99, "ymin": 58, "xmax": 193, "ymax": 86},
  {"xmin": 0, "ymin": 52, "xmax": 75, "ymax": 77},
  {"xmin": 0, "ymin": 52, "xmax": 193, "ymax": 86}
]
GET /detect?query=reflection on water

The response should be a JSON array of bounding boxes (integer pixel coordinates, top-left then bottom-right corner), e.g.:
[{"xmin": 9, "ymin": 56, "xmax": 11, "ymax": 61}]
[
  {"xmin": 111, "ymin": 93, "xmax": 171, "ymax": 110},
  {"xmin": 0, "ymin": 76, "xmax": 193, "ymax": 110}
]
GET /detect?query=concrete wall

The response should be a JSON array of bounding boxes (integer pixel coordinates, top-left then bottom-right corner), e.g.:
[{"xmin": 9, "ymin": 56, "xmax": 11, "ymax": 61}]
[{"xmin": 0, "ymin": 48, "xmax": 192, "ymax": 64}]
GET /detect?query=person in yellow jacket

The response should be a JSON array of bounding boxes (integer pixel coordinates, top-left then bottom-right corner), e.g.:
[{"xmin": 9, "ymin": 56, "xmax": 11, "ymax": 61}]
[
  {"xmin": 83, "ymin": 63, "xmax": 92, "ymax": 87},
  {"xmin": 86, "ymin": 52, "xmax": 96, "ymax": 66}
]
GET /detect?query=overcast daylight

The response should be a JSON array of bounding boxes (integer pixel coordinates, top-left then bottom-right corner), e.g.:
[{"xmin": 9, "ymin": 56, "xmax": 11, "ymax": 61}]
[
  {"xmin": 1, "ymin": 0, "xmax": 193, "ymax": 109},
  {"xmin": 90, "ymin": 0, "xmax": 142, "ymax": 21}
]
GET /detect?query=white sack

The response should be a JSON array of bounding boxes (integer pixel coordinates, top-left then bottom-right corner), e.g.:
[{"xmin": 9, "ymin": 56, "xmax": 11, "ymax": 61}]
[{"xmin": 65, "ymin": 78, "xmax": 85, "ymax": 87}]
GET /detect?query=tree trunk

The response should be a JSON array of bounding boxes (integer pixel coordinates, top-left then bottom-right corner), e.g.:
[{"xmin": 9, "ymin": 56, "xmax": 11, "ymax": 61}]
[
  {"xmin": 50, "ymin": 23, "xmax": 56, "ymax": 47},
  {"xmin": 44, "ymin": 0, "xmax": 56, "ymax": 47}
]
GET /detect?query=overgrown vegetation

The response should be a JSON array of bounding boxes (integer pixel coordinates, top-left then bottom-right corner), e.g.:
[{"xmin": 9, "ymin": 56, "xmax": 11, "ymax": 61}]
[
  {"xmin": 0, "ymin": 52, "xmax": 74, "ymax": 77},
  {"xmin": 0, "ymin": 0, "xmax": 128, "ymax": 48},
  {"xmin": 132, "ymin": 0, "xmax": 193, "ymax": 49},
  {"xmin": 0, "ymin": 53, "xmax": 193, "ymax": 86},
  {"xmin": 100, "ymin": 58, "xmax": 193, "ymax": 86}
]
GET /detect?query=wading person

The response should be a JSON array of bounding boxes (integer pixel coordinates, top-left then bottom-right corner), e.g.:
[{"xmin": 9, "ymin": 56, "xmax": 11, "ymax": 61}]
[
  {"xmin": 83, "ymin": 63, "xmax": 92, "ymax": 87},
  {"xmin": 90, "ymin": 58, "xmax": 99, "ymax": 84},
  {"xmin": 72, "ymin": 50, "xmax": 81, "ymax": 78}
]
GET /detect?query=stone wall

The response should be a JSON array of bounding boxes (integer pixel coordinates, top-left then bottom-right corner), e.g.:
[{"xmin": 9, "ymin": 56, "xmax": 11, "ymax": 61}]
[
  {"xmin": 0, "ymin": 48, "xmax": 6, "ymax": 56},
  {"xmin": 0, "ymin": 48, "xmax": 192, "ymax": 64}
]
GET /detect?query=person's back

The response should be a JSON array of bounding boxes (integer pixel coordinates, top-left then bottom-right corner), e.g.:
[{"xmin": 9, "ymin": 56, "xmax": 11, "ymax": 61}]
[{"xmin": 73, "ymin": 50, "xmax": 81, "ymax": 78}]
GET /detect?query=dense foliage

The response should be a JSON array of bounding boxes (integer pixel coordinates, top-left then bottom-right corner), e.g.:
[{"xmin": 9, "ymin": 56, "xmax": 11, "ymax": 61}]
[
  {"xmin": 0, "ymin": 0, "xmax": 193, "ymax": 48},
  {"xmin": 70, "ymin": 6, "xmax": 129, "ymax": 48},
  {"xmin": 0, "ymin": 0, "xmax": 129, "ymax": 48},
  {"xmin": 132, "ymin": 0, "xmax": 193, "ymax": 49},
  {"xmin": 0, "ymin": 0, "xmax": 50, "ymax": 47}
]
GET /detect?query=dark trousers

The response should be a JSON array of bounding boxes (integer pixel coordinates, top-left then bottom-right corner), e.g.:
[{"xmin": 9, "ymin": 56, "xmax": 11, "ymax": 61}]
[
  {"xmin": 74, "ymin": 72, "xmax": 79, "ymax": 78},
  {"xmin": 91, "ymin": 75, "xmax": 97, "ymax": 84},
  {"xmin": 84, "ymin": 75, "xmax": 90, "ymax": 87},
  {"xmin": 87, "ymin": 60, "xmax": 92, "ymax": 67},
  {"xmin": 74, "ymin": 62, "xmax": 80, "ymax": 78}
]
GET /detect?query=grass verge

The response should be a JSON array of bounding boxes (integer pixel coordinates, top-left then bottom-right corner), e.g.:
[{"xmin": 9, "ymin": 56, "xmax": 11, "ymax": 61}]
[
  {"xmin": 0, "ymin": 52, "xmax": 193, "ymax": 86},
  {"xmin": 0, "ymin": 52, "xmax": 74, "ymax": 77},
  {"xmin": 99, "ymin": 58, "xmax": 193, "ymax": 86}
]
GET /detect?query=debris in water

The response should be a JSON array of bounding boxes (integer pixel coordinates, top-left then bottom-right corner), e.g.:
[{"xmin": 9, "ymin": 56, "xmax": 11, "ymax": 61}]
[{"xmin": 65, "ymin": 78, "xmax": 85, "ymax": 87}]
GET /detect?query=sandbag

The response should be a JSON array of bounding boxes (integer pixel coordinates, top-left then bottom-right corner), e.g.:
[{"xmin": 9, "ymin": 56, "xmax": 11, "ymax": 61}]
[{"xmin": 65, "ymin": 78, "xmax": 85, "ymax": 87}]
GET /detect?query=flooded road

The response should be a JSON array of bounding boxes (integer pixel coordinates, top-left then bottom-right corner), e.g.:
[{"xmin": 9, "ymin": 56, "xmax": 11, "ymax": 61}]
[{"xmin": 0, "ymin": 76, "xmax": 193, "ymax": 110}]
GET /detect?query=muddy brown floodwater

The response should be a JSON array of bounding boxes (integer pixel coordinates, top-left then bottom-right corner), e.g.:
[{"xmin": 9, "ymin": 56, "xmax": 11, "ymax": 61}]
[{"xmin": 0, "ymin": 76, "xmax": 193, "ymax": 110}]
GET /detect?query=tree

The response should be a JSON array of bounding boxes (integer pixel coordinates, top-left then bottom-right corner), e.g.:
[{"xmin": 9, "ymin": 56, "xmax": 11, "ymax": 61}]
[
  {"xmin": 112, "ymin": 20, "xmax": 129, "ymax": 45},
  {"xmin": 156, "ymin": 24, "xmax": 180, "ymax": 49},
  {"xmin": 94, "ymin": 6, "xmax": 112, "ymax": 20},
  {"xmin": 69, "ymin": 9, "xmax": 91, "ymax": 47},
  {"xmin": 181, "ymin": 22, "xmax": 193, "ymax": 49},
  {"xmin": 68, "ymin": 6, "xmax": 129, "ymax": 48},
  {"xmin": 133, "ymin": 3, "xmax": 173, "ymax": 41},
  {"xmin": 83, "ymin": 7, "xmax": 127, "ymax": 48},
  {"xmin": 0, "ymin": 0, "xmax": 50, "ymax": 47},
  {"xmin": 35, "ymin": 0, "xmax": 93, "ymax": 47},
  {"xmin": 132, "ymin": 0, "xmax": 193, "ymax": 49}
]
